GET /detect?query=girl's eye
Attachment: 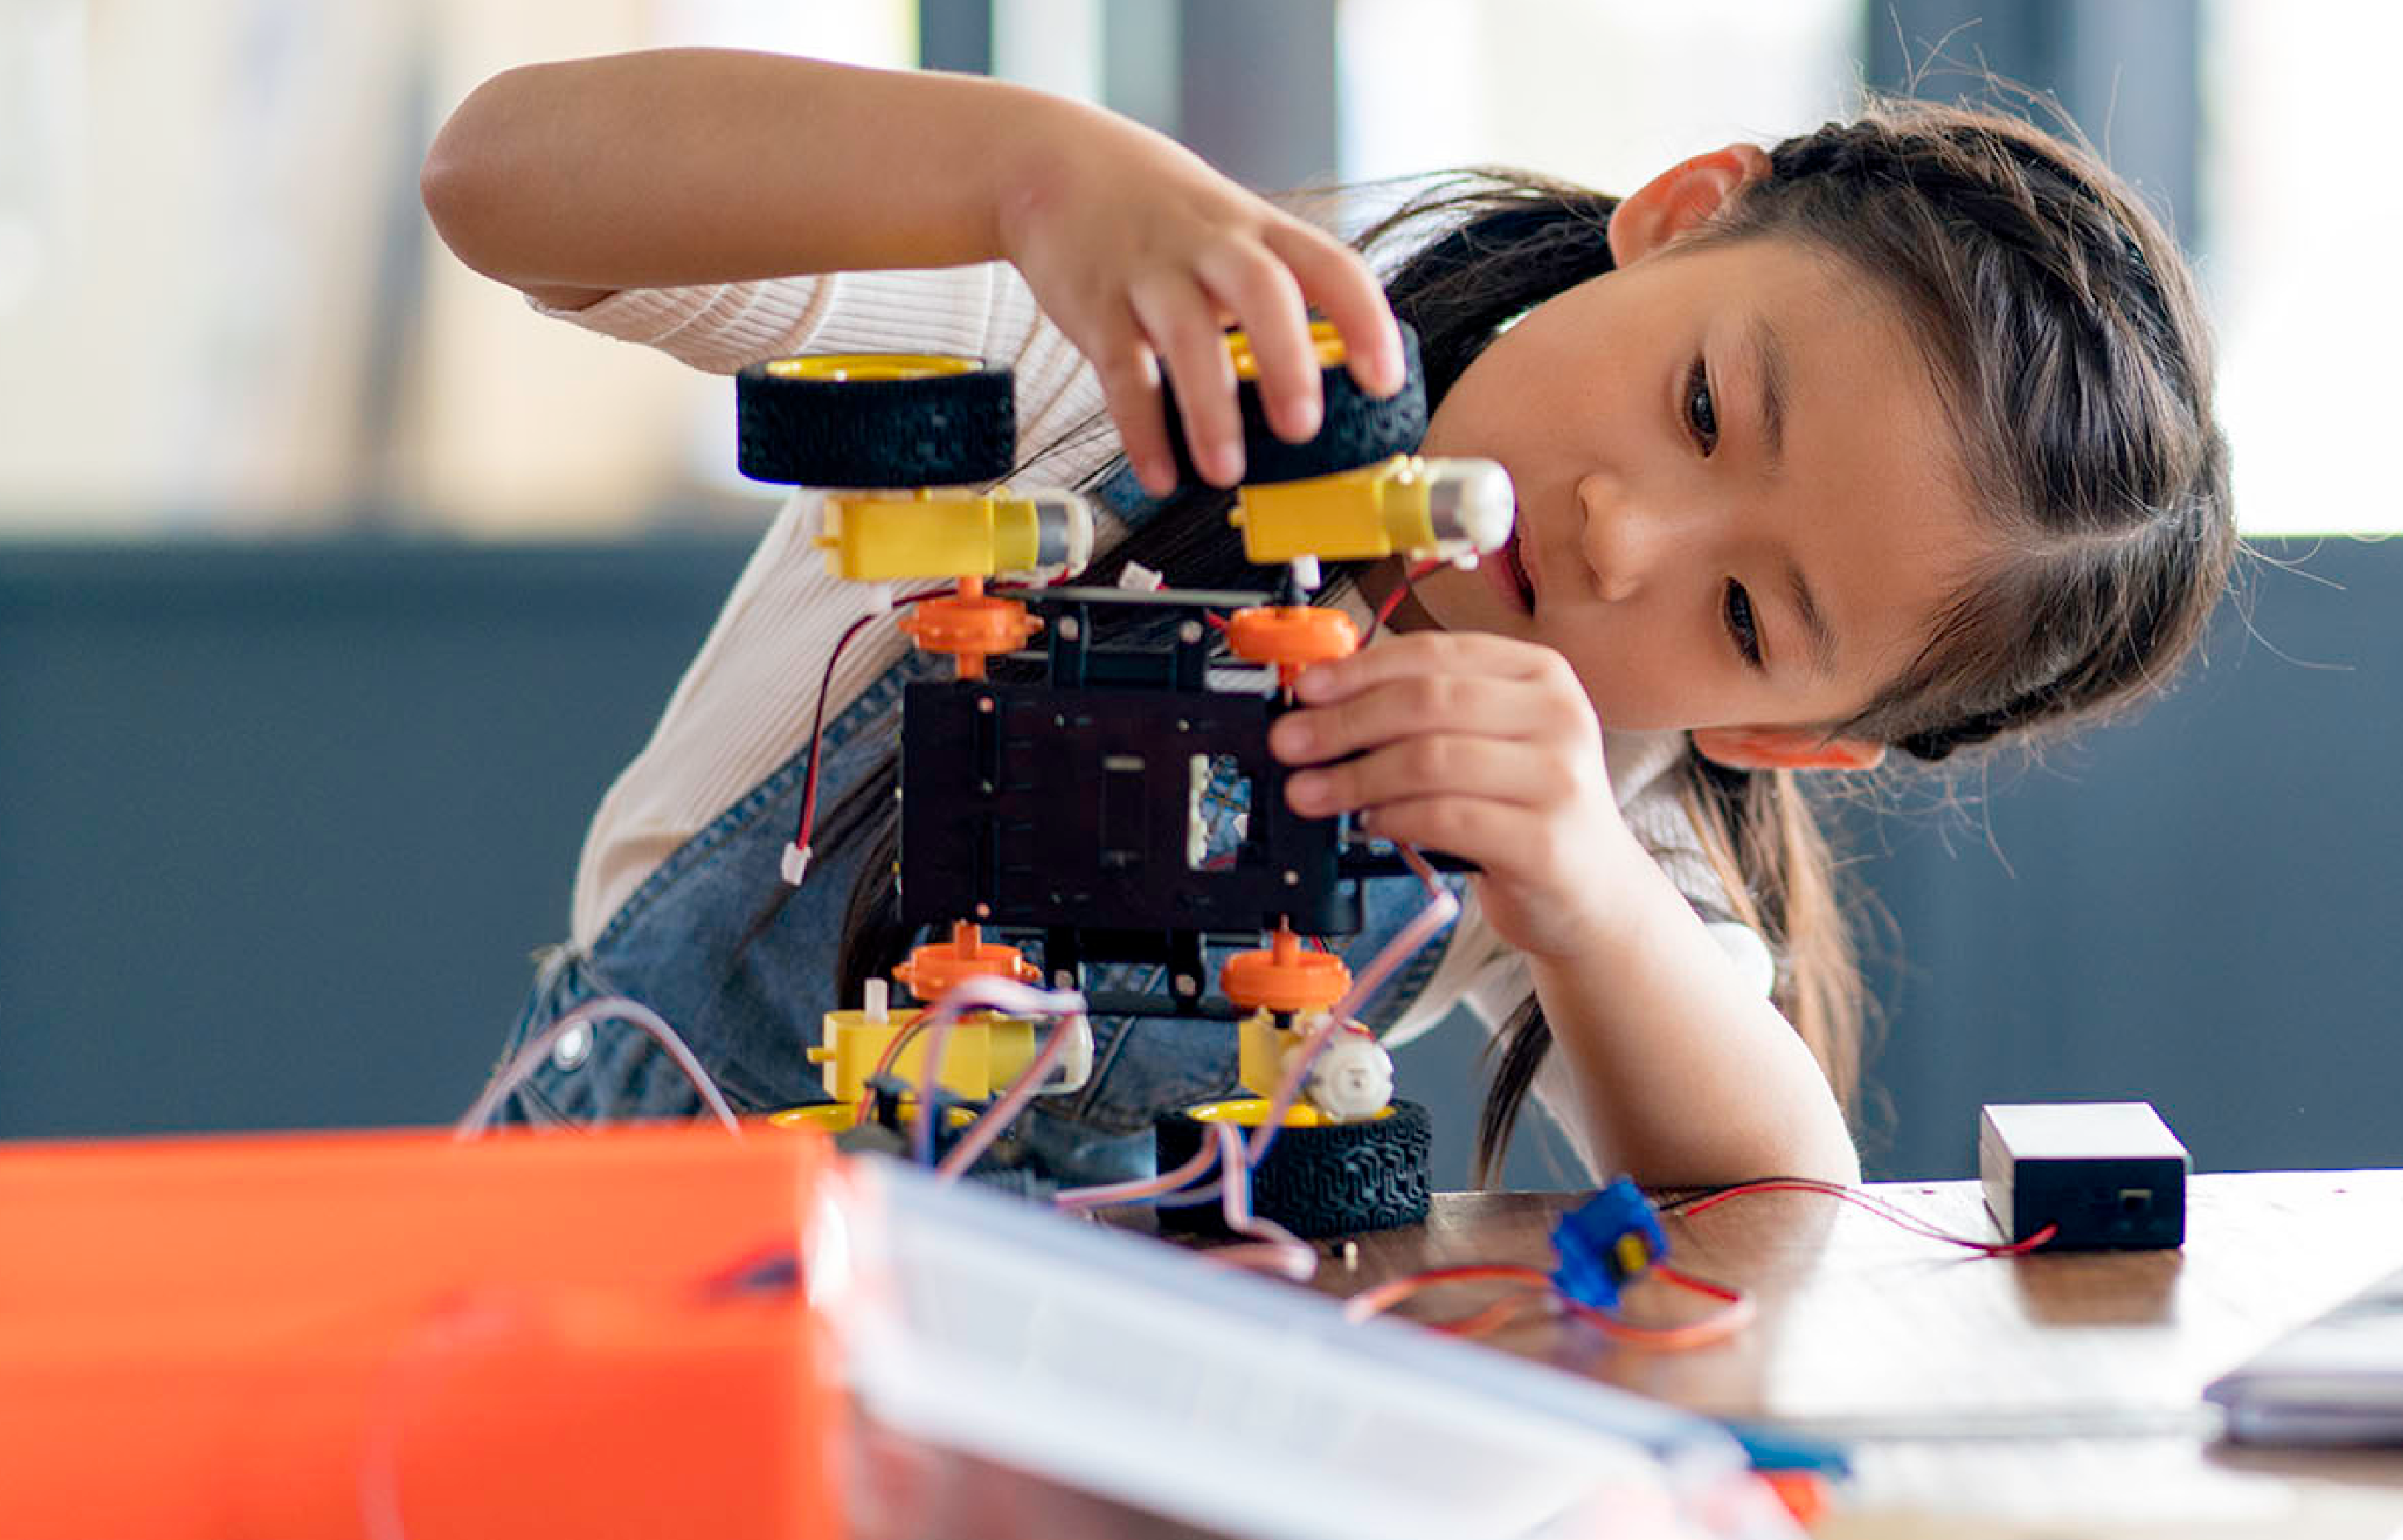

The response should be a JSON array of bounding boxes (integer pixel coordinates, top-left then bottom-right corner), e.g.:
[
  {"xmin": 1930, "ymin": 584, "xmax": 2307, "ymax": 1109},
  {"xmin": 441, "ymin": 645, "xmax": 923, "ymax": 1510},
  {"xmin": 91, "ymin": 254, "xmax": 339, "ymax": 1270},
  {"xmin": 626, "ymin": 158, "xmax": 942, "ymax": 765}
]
[
  {"xmin": 1684, "ymin": 356, "xmax": 1720, "ymax": 455},
  {"xmin": 1723, "ymin": 579, "xmax": 1763, "ymax": 668}
]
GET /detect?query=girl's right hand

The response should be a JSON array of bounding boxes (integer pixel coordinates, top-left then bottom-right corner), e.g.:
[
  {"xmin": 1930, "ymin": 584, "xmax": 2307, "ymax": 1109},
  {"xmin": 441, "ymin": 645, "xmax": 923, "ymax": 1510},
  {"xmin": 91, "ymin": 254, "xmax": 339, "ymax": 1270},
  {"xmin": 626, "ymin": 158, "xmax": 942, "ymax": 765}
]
[{"xmin": 994, "ymin": 98, "xmax": 1405, "ymax": 496}]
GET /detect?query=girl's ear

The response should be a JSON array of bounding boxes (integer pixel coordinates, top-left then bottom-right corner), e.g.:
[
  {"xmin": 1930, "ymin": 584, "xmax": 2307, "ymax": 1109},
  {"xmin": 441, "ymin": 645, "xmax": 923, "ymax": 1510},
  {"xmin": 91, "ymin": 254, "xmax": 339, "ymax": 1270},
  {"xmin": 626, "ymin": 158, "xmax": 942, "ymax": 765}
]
[
  {"xmin": 1607, "ymin": 143, "xmax": 1773, "ymax": 267},
  {"xmin": 1692, "ymin": 725, "xmax": 1886, "ymax": 773}
]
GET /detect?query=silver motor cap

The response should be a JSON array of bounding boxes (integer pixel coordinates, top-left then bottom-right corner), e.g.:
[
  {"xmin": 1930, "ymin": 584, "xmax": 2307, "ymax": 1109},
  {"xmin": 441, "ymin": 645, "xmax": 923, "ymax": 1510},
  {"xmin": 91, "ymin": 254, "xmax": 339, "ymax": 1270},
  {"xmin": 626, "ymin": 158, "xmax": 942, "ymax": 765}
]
[{"xmin": 1423, "ymin": 458, "xmax": 1515, "ymax": 555}]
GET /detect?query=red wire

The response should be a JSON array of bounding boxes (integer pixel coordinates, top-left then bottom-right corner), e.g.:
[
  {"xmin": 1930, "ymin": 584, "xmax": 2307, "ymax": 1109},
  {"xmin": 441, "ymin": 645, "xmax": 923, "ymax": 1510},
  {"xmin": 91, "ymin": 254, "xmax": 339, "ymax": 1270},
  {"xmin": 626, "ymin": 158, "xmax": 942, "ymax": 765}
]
[
  {"xmin": 1345, "ymin": 1179, "xmax": 2061, "ymax": 1351},
  {"xmin": 791, "ymin": 585, "xmax": 958, "ymax": 864},
  {"xmin": 1676, "ymin": 1178, "xmax": 2061, "ymax": 1255},
  {"xmin": 1343, "ymin": 1261, "xmax": 1753, "ymax": 1350},
  {"xmin": 1363, "ymin": 557, "xmax": 1442, "ymax": 645}
]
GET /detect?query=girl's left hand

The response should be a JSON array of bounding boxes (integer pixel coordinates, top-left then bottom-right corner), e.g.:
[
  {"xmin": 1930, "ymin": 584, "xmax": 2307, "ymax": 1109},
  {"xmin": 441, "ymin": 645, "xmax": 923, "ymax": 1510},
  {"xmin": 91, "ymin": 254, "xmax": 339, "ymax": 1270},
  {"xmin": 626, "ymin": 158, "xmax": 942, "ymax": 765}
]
[{"xmin": 1269, "ymin": 631, "xmax": 1644, "ymax": 962}]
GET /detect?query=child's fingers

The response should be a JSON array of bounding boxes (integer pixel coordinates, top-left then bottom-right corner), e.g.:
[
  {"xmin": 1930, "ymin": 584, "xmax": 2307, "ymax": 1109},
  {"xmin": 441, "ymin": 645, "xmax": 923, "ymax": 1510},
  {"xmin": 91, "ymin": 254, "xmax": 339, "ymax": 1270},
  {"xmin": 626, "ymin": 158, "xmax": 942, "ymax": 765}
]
[
  {"xmin": 1271, "ymin": 672, "xmax": 1564, "ymax": 767},
  {"xmin": 1295, "ymin": 631, "xmax": 1571, "ymax": 705},
  {"xmin": 1132, "ymin": 272, "xmax": 1244, "ymax": 486},
  {"xmin": 1263, "ymin": 221, "xmax": 1406, "ymax": 398},
  {"xmin": 1284, "ymin": 734, "xmax": 1576, "ymax": 822},
  {"xmin": 1085, "ymin": 312, "xmax": 1178, "ymax": 496},
  {"xmin": 1338, "ymin": 794, "xmax": 1549, "ymax": 883},
  {"xmin": 1195, "ymin": 242, "xmax": 1321, "ymax": 444}
]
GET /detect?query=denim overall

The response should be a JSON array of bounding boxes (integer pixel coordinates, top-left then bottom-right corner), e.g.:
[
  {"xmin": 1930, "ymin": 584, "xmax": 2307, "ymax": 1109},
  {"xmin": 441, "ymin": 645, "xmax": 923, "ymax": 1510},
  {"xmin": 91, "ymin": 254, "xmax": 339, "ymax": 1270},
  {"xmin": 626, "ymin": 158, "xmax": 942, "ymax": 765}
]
[{"xmin": 489, "ymin": 466, "xmax": 1462, "ymax": 1181}]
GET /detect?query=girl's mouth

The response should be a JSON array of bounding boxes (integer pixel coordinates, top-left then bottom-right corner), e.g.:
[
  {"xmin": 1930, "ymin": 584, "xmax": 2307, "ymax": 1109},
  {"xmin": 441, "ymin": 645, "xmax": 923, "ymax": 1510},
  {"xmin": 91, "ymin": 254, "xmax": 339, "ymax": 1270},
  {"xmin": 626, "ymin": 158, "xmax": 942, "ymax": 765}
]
[
  {"xmin": 1477, "ymin": 520, "xmax": 1538, "ymax": 617},
  {"xmin": 1499, "ymin": 524, "xmax": 1537, "ymax": 614}
]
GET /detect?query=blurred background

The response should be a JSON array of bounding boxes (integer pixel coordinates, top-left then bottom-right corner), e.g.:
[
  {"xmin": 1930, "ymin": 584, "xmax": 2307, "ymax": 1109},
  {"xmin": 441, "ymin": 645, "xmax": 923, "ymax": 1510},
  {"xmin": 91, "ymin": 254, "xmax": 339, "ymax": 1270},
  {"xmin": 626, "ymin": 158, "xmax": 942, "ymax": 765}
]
[{"xmin": 2, "ymin": 0, "xmax": 2395, "ymax": 1184}]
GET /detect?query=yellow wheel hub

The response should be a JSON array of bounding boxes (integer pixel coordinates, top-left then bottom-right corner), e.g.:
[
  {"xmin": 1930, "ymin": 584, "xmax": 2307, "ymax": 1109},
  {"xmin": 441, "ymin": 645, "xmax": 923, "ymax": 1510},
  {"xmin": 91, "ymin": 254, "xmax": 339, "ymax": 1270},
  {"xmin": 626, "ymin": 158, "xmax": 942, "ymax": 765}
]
[
  {"xmin": 764, "ymin": 353, "xmax": 979, "ymax": 383},
  {"xmin": 1182, "ymin": 1096, "xmax": 1393, "ymax": 1130},
  {"xmin": 1227, "ymin": 320, "xmax": 1346, "ymax": 381}
]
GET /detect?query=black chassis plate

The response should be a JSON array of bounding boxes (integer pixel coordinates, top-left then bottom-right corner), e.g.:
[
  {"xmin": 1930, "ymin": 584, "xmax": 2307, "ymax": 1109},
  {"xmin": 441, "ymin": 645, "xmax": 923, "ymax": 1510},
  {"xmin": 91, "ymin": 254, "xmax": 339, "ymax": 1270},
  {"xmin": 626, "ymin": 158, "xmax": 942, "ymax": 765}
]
[{"xmin": 898, "ymin": 676, "xmax": 1358, "ymax": 947}]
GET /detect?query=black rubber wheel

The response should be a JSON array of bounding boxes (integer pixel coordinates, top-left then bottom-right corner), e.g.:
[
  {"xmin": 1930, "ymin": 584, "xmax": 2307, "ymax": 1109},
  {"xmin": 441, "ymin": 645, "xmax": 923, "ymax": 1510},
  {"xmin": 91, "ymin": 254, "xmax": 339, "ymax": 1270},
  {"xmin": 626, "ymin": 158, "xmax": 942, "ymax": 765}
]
[
  {"xmin": 1155, "ymin": 1099, "xmax": 1432, "ymax": 1241},
  {"xmin": 1161, "ymin": 321, "xmax": 1426, "ymax": 488},
  {"xmin": 736, "ymin": 359, "xmax": 1017, "ymax": 488}
]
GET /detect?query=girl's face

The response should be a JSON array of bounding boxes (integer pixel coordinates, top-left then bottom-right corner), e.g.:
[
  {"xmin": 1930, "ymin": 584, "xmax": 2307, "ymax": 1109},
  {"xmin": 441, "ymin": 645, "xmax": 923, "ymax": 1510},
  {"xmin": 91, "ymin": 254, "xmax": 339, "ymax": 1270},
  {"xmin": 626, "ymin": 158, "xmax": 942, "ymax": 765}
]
[{"xmin": 1406, "ymin": 232, "xmax": 1992, "ymax": 764}]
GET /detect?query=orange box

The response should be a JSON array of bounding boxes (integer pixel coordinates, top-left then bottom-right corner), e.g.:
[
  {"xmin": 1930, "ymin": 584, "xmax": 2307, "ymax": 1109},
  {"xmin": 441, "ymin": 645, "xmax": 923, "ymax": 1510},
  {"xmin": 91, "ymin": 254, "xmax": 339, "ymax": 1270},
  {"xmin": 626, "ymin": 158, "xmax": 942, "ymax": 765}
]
[{"xmin": 0, "ymin": 1122, "xmax": 845, "ymax": 1539}]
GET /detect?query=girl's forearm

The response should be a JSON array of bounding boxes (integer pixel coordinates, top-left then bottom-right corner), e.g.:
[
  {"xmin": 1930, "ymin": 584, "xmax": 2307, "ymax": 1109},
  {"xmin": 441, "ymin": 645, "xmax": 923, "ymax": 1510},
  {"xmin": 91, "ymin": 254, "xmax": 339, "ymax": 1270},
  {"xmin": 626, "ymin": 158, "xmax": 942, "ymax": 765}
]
[
  {"xmin": 421, "ymin": 49, "xmax": 1071, "ymax": 305},
  {"xmin": 1524, "ymin": 857, "xmax": 1860, "ymax": 1190}
]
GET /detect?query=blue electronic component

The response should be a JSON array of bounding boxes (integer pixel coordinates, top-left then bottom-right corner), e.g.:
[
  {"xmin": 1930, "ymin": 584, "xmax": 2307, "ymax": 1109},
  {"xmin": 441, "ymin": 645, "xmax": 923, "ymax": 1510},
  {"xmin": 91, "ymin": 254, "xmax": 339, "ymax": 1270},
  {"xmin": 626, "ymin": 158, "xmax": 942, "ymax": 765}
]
[{"xmin": 1550, "ymin": 1176, "xmax": 1669, "ymax": 1311}]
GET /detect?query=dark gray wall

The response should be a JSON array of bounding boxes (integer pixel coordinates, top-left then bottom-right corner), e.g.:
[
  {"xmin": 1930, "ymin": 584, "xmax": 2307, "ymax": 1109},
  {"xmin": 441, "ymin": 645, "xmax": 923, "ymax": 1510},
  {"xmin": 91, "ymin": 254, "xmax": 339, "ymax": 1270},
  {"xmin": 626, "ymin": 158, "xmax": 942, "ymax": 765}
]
[
  {"xmin": 1844, "ymin": 542, "xmax": 2403, "ymax": 1178},
  {"xmin": 0, "ymin": 540, "xmax": 748, "ymax": 1139},
  {"xmin": 3, "ymin": 538, "xmax": 2395, "ymax": 1187}
]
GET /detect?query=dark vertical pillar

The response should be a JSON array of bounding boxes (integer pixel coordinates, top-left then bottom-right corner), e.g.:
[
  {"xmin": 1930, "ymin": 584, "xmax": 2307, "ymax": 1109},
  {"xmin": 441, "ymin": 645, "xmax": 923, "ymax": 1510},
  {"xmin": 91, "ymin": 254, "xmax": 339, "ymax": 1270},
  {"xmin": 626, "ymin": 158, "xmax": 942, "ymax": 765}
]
[
  {"xmin": 918, "ymin": 0, "xmax": 993, "ymax": 75},
  {"xmin": 1865, "ymin": 0, "xmax": 2200, "ymax": 244},
  {"xmin": 1103, "ymin": 0, "xmax": 1183, "ymax": 138},
  {"xmin": 1176, "ymin": 0, "xmax": 1338, "ymax": 189}
]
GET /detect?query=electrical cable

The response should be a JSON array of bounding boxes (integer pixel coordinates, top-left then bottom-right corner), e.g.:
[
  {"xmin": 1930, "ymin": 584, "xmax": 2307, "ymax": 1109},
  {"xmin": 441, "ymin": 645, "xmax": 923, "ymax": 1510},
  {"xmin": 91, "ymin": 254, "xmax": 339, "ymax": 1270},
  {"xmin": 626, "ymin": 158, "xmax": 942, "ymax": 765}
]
[
  {"xmin": 1342, "ymin": 1259, "xmax": 1755, "ymax": 1349},
  {"xmin": 1202, "ymin": 1122, "xmax": 1318, "ymax": 1280},
  {"xmin": 454, "ymin": 994, "xmax": 742, "ymax": 1140},
  {"xmin": 898, "ymin": 975, "xmax": 1088, "ymax": 1168},
  {"xmin": 1668, "ymin": 1176, "xmax": 2061, "ymax": 1255},
  {"xmin": 1244, "ymin": 843, "xmax": 1458, "ymax": 1168},
  {"xmin": 784, "ymin": 585, "xmax": 954, "ymax": 888},
  {"xmin": 1361, "ymin": 557, "xmax": 1441, "ymax": 646},
  {"xmin": 1051, "ymin": 848, "xmax": 1460, "ymax": 1212},
  {"xmin": 1054, "ymin": 1131, "xmax": 1223, "ymax": 1210},
  {"xmin": 1346, "ymin": 1176, "xmax": 2064, "ymax": 1351},
  {"xmin": 933, "ymin": 1011, "xmax": 1083, "ymax": 1181}
]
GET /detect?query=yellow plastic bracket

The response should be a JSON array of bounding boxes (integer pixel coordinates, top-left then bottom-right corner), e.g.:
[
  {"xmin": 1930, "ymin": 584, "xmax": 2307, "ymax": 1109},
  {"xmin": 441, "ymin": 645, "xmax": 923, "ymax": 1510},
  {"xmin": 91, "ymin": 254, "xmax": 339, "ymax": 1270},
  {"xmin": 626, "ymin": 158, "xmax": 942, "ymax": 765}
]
[{"xmin": 1236, "ymin": 1008, "xmax": 1287, "ymax": 1102}]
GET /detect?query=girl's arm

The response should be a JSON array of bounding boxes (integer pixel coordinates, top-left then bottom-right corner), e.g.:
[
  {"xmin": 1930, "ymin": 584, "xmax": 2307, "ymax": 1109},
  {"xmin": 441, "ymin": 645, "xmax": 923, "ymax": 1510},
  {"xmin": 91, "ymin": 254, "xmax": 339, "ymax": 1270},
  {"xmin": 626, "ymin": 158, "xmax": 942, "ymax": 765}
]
[
  {"xmin": 419, "ymin": 47, "xmax": 1401, "ymax": 494},
  {"xmin": 1519, "ymin": 852, "xmax": 1863, "ymax": 1189},
  {"xmin": 1273, "ymin": 632, "xmax": 1860, "ymax": 1188}
]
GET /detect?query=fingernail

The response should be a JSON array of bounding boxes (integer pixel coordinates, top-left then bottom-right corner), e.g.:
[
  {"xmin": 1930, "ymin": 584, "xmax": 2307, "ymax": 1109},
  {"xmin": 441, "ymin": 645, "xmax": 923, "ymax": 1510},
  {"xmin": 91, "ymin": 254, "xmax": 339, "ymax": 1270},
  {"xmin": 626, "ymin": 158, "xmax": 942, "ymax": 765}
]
[
  {"xmin": 1288, "ymin": 771, "xmax": 1328, "ymax": 812},
  {"xmin": 1270, "ymin": 717, "xmax": 1312, "ymax": 759}
]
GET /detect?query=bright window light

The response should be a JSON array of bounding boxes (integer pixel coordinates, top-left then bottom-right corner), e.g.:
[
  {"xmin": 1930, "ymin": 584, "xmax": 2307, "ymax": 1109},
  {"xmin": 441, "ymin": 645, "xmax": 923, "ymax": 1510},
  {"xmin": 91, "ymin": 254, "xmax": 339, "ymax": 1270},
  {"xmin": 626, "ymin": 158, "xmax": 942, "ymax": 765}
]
[
  {"xmin": 2205, "ymin": 1, "xmax": 2403, "ymax": 535},
  {"xmin": 1338, "ymin": 0, "xmax": 1857, "ymax": 202}
]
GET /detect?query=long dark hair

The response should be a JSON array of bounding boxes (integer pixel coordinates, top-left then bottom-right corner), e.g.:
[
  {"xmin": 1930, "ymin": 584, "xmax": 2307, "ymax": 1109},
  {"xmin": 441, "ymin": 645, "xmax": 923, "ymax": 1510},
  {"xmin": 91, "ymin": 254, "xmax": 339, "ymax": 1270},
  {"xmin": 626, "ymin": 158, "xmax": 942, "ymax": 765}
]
[{"xmin": 834, "ymin": 96, "xmax": 2235, "ymax": 1187}]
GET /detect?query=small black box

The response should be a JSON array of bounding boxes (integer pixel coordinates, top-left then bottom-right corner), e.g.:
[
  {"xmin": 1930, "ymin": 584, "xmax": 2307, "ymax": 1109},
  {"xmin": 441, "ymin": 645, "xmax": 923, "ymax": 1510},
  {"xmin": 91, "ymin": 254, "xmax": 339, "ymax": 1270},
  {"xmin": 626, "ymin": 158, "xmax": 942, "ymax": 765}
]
[{"xmin": 1978, "ymin": 1101, "xmax": 2188, "ymax": 1250}]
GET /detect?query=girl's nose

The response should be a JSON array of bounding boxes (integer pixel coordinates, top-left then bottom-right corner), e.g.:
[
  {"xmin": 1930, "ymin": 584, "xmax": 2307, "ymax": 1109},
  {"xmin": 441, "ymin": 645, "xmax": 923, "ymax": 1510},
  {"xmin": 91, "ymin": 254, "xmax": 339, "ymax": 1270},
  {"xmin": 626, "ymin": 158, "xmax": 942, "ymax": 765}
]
[{"xmin": 1574, "ymin": 472, "xmax": 1663, "ymax": 603}]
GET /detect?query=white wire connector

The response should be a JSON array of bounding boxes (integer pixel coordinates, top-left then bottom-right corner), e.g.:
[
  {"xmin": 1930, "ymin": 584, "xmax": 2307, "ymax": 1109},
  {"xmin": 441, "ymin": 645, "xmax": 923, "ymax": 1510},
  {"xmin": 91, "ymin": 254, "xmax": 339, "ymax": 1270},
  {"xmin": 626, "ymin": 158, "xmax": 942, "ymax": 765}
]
[
  {"xmin": 1045, "ymin": 1013, "xmax": 1096, "ymax": 1095},
  {"xmin": 1116, "ymin": 560, "xmax": 1166, "ymax": 592},
  {"xmin": 781, "ymin": 841, "xmax": 813, "ymax": 886},
  {"xmin": 1289, "ymin": 555, "xmax": 1323, "ymax": 592}
]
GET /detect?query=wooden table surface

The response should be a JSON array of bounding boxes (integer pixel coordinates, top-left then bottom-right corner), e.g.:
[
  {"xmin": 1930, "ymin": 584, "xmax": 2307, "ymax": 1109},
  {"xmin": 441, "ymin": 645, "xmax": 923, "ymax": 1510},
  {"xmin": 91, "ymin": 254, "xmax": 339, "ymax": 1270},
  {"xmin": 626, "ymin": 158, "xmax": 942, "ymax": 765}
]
[{"xmin": 1301, "ymin": 1170, "xmax": 2403, "ymax": 1537}]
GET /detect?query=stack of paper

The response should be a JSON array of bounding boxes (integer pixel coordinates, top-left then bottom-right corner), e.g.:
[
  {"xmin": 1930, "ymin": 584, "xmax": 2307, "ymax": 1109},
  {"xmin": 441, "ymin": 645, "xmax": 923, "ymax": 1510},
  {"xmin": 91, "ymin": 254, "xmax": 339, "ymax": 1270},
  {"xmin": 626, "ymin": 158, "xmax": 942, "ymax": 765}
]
[{"xmin": 2206, "ymin": 1260, "xmax": 2403, "ymax": 1444}]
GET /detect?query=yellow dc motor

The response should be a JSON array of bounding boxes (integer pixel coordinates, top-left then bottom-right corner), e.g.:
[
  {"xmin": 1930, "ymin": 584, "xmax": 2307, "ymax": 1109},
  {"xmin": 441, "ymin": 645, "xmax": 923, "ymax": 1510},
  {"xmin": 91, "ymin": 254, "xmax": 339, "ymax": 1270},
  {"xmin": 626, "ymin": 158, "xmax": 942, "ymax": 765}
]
[
  {"xmin": 808, "ymin": 1004, "xmax": 1038, "ymax": 1103},
  {"xmin": 1192, "ymin": 321, "xmax": 1514, "ymax": 571},
  {"xmin": 1228, "ymin": 453, "xmax": 1514, "ymax": 567},
  {"xmin": 816, "ymin": 486, "xmax": 1095, "ymax": 583}
]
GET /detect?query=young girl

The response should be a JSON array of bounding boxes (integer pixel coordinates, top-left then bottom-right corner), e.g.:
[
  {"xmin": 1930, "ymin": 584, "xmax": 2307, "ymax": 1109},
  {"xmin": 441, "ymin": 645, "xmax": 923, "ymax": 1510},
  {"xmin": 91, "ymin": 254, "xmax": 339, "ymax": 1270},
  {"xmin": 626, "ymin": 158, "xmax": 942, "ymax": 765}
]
[{"xmin": 421, "ymin": 49, "xmax": 2232, "ymax": 1191}]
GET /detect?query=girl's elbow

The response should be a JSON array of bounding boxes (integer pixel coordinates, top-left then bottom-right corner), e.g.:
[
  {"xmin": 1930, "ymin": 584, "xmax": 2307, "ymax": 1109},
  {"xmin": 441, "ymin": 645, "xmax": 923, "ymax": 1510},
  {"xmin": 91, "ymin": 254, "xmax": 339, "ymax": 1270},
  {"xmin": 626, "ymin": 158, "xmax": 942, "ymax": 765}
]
[{"xmin": 419, "ymin": 72, "xmax": 538, "ymax": 280}]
